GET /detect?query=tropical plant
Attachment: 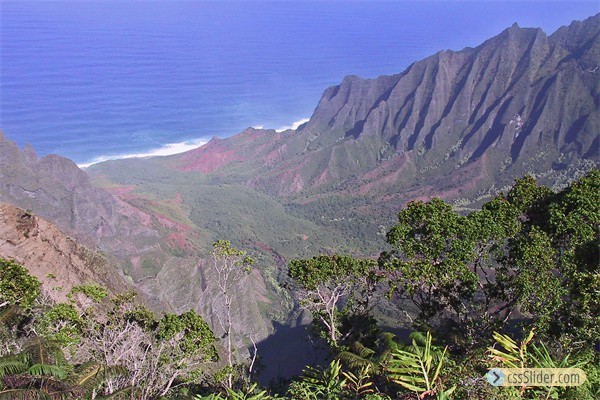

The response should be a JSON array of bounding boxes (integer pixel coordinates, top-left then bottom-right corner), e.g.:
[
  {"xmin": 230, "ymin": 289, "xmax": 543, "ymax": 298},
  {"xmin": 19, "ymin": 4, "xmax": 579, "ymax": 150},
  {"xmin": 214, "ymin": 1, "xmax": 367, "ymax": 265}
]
[
  {"xmin": 0, "ymin": 335, "xmax": 121, "ymax": 399},
  {"xmin": 338, "ymin": 331, "xmax": 404, "ymax": 374},
  {"xmin": 342, "ymin": 364, "xmax": 375, "ymax": 396},
  {"xmin": 195, "ymin": 383, "xmax": 276, "ymax": 399},
  {"xmin": 488, "ymin": 329, "xmax": 592, "ymax": 400},
  {"xmin": 287, "ymin": 359, "xmax": 346, "ymax": 400},
  {"xmin": 386, "ymin": 332, "xmax": 455, "ymax": 399},
  {"xmin": 0, "ymin": 258, "xmax": 41, "ymax": 309}
]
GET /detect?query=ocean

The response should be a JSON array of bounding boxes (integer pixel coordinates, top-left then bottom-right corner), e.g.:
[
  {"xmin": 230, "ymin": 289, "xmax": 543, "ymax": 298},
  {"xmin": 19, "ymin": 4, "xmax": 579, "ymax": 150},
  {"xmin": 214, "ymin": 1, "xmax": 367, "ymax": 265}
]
[{"xmin": 1, "ymin": 0, "xmax": 598, "ymax": 167}]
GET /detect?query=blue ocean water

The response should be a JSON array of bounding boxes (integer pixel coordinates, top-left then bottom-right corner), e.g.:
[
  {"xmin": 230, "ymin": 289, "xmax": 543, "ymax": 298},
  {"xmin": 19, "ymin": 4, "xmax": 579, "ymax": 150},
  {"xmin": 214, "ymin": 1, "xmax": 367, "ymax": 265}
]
[{"xmin": 1, "ymin": 1, "xmax": 598, "ymax": 166}]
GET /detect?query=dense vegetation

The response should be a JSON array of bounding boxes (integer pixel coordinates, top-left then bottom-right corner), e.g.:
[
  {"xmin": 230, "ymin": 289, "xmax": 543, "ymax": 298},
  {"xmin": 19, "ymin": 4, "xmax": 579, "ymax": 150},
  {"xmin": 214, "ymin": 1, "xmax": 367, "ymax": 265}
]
[{"xmin": 1, "ymin": 170, "xmax": 598, "ymax": 399}]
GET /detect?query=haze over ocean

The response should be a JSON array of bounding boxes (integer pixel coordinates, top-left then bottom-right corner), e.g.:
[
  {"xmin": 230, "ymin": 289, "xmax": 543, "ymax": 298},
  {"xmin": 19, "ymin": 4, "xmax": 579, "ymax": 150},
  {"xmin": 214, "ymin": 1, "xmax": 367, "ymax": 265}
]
[{"xmin": 1, "ymin": 1, "xmax": 598, "ymax": 166}]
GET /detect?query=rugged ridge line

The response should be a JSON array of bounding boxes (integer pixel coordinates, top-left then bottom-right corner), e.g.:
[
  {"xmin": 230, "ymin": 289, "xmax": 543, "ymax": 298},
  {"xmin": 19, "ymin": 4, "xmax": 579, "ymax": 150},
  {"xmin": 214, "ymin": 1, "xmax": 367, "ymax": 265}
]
[{"xmin": 164, "ymin": 15, "xmax": 598, "ymax": 200}]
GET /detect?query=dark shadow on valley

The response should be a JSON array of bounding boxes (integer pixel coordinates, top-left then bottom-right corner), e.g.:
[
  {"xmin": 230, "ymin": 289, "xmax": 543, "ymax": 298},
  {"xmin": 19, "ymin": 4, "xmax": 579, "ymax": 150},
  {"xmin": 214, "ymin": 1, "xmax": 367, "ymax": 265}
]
[{"xmin": 255, "ymin": 321, "xmax": 326, "ymax": 386}]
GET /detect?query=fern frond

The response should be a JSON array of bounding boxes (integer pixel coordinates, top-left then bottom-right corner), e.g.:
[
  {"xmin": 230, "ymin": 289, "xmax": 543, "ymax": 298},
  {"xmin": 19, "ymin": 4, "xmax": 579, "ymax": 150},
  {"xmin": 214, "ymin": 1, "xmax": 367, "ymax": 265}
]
[
  {"xmin": 0, "ymin": 356, "xmax": 27, "ymax": 380},
  {"xmin": 27, "ymin": 363, "xmax": 67, "ymax": 380},
  {"xmin": 22, "ymin": 336, "xmax": 64, "ymax": 367},
  {"xmin": 337, "ymin": 350, "xmax": 376, "ymax": 371}
]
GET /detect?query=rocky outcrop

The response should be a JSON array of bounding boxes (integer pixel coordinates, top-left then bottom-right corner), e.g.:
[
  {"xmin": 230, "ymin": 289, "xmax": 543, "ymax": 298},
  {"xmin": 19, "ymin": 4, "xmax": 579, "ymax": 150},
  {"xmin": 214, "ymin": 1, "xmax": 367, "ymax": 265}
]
[
  {"xmin": 279, "ymin": 15, "xmax": 599, "ymax": 195},
  {"xmin": 0, "ymin": 203, "xmax": 131, "ymax": 304},
  {"xmin": 0, "ymin": 132, "xmax": 165, "ymax": 280}
]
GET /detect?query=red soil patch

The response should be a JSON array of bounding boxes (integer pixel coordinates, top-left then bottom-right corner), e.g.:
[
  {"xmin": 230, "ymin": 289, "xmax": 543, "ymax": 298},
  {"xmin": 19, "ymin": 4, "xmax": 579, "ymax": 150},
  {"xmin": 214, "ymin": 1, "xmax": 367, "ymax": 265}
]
[
  {"xmin": 264, "ymin": 144, "xmax": 289, "ymax": 165},
  {"xmin": 357, "ymin": 155, "xmax": 413, "ymax": 195},
  {"xmin": 255, "ymin": 242, "xmax": 273, "ymax": 253},
  {"xmin": 154, "ymin": 213, "xmax": 191, "ymax": 232},
  {"xmin": 167, "ymin": 232, "xmax": 193, "ymax": 251},
  {"xmin": 178, "ymin": 138, "xmax": 243, "ymax": 173},
  {"xmin": 172, "ymin": 193, "xmax": 183, "ymax": 205},
  {"xmin": 105, "ymin": 185, "xmax": 138, "ymax": 201}
]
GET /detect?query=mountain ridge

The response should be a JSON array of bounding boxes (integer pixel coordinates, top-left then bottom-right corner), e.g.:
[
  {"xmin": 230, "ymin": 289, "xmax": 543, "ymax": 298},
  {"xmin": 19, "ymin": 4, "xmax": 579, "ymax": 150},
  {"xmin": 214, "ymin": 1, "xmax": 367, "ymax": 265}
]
[{"xmin": 153, "ymin": 14, "xmax": 598, "ymax": 204}]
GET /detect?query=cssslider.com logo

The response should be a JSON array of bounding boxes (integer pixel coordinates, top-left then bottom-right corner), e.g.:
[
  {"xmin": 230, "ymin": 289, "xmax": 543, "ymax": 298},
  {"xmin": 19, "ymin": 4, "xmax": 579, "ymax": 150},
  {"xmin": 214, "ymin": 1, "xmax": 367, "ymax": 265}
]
[{"xmin": 486, "ymin": 368, "xmax": 587, "ymax": 387}]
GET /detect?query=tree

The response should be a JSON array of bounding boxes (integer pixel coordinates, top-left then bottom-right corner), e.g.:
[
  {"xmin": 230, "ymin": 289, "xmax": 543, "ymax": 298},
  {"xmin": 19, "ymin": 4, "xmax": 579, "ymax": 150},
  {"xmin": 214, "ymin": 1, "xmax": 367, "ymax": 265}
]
[
  {"xmin": 0, "ymin": 258, "xmax": 41, "ymax": 309},
  {"xmin": 493, "ymin": 171, "xmax": 599, "ymax": 344},
  {"xmin": 76, "ymin": 293, "xmax": 217, "ymax": 399},
  {"xmin": 288, "ymin": 254, "xmax": 379, "ymax": 347},
  {"xmin": 210, "ymin": 240, "xmax": 254, "ymax": 390},
  {"xmin": 379, "ymin": 198, "xmax": 479, "ymax": 324},
  {"xmin": 547, "ymin": 169, "xmax": 599, "ymax": 344}
]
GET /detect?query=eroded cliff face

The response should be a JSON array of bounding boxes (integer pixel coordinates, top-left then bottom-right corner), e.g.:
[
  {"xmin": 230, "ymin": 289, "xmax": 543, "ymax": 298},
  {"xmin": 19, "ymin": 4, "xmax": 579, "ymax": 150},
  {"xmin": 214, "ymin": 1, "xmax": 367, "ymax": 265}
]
[
  {"xmin": 0, "ymin": 132, "xmax": 164, "ymax": 278},
  {"xmin": 0, "ymin": 134, "xmax": 281, "ymax": 345},
  {"xmin": 270, "ymin": 16, "xmax": 598, "ymax": 197},
  {"xmin": 164, "ymin": 15, "xmax": 598, "ymax": 201},
  {"xmin": 0, "ymin": 203, "xmax": 131, "ymax": 304}
]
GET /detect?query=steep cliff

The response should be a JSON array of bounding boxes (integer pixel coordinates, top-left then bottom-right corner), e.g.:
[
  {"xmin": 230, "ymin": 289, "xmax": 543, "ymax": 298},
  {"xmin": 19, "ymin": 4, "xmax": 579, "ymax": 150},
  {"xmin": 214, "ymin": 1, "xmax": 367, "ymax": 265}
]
[
  {"xmin": 163, "ymin": 15, "xmax": 598, "ymax": 202},
  {"xmin": 0, "ymin": 203, "xmax": 132, "ymax": 304}
]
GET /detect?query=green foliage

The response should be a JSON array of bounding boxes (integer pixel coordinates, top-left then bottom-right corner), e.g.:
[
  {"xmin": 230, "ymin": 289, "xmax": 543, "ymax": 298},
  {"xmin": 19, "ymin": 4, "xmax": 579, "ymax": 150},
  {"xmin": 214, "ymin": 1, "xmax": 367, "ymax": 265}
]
[
  {"xmin": 337, "ymin": 331, "xmax": 404, "ymax": 376},
  {"xmin": 289, "ymin": 254, "xmax": 376, "ymax": 292},
  {"xmin": 212, "ymin": 240, "xmax": 255, "ymax": 268},
  {"xmin": 547, "ymin": 170, "xmax": 600, "ymax": 343},
  {"xmin": 288, "ymin": 254, "xmax": 379, "ymax": 346},
  {"xmin": 500, "ymin": 226, "xmax": 564, "ymax": 331},
  {"xmin": 0, "ymin": 336, "xmax": 71, "ymax": 396},
  {"xmin": 0, "ymin": 258, "xmax": 41, "ymax": 309},
  {"xmin": 379, "ymin": 198, "xmax": 479, "ymax": 322},
  {"xmin": 386, "ymin": 331, "xmax": 455, "ymax": 398},
  {"xmin": 487, "ymin": 329, "xmax": 592, "ymax": 399},
  {"xmin": 287, "ymin": 359, "xmax": 346, "ymax": 400},
  {"xmin": 35, "ymin": 303, "xmax": 83, "ymax": 348},
  {"xmin": 67, "ymin": 284, "xmax": 109, "ymax": 303},
  {"xmin": 157, "ymin": 310, "xmax": 218, "ymax": 361},
  {"xmin": 195, "ymin": 383, "xmax": 275, "ymax": 399},
  {"xmin": 378, "ymin": 170, "xmax": 599, "ymax": 348},
  {"xmin": 342, "ymin": 364, "xmax": 375, "ymax": 396}
]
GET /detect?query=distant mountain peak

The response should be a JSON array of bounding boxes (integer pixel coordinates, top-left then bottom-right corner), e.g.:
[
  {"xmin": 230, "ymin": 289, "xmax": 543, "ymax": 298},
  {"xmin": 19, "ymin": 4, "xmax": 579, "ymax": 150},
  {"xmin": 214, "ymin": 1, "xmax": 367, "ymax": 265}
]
[{"xmin": 165, "ymin": 15, "xmax": 598, "ymax": 198}]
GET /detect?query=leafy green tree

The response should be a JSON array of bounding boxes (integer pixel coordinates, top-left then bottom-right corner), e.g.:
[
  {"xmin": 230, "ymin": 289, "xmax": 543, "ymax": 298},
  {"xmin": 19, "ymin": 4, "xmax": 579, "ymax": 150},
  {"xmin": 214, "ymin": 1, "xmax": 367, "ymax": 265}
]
[
  {"xmin": 157, "ymin": 310, "xmax": 218, "ymax": 362},
  {"xmin": 546, "ymin": 169, "xmax": 599, "ymax": 343},
  {"xmin": 379, "ymin": 198, "xmax": 478, "ymax": 323},
  {"xmin": 35, "ymin": 303, "xmax": 83, "ymax": 350},
  {"xmin": 0, "ymin": 259, "xmax": 41, "ymax": 309},
  {"xmin": 494, "ymin": 171, "xmax": 599, "ymax": 344},
  {"xmin": 288, "ymin": 254, "xmax": 379, "ymax": 347}
]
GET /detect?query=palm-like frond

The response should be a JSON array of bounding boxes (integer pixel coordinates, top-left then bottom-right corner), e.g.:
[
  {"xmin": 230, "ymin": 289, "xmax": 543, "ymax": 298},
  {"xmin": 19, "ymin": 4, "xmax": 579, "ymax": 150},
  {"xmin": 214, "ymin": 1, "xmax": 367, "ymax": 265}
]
[
  {"xmin": 377, "ymin": 332, "xmax": 403, "ymax": 367},
  {"xmin": 70, "ymin": 361, "xmax": 102, "ymax": 389},
  {"xmin": 22, "ymin": 337, "xmax": 64, "ymax": 367},
  {"xmin": 387, "ymin": 331, "xmax": 452, "ymax": 396},
  {"xmin": 72, "ymin": 363, "xmax": 130, "ymax": 398},
  {"xmin": 27, "ymin": 363, "xmax": 67, "ymax": 380},
  {"xmin": 338, "ymin": 341, "xmax": 377, "ymax": 371},
  {"xmin": 0, "ymin": 355, "xmax": 28, "ymax": 382},
  {"xmin": 488, "ymin": 329, "xmax": 534, "ymax": 369}
]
